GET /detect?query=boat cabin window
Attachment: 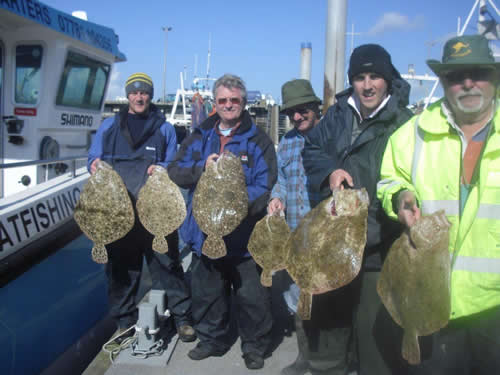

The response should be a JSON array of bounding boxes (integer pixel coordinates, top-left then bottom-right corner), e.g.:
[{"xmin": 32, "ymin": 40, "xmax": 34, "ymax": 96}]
[
  {"xmin": 56, "ymin": 51, "xmax": 110, "ymax": 111},
  {"xmin": 15, "ymin": 45, "xmax": 43, "ymax": 105}
]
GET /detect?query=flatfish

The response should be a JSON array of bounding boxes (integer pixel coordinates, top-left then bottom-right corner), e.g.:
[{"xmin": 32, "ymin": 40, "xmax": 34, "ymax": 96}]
[
  {"xmin": 377, "ymin": 210, "xmax": 451, "ymax": 365},
  {"xmin": 248, "ymin": 212, "xmax": 291, "ymax": 286},
  {"xmin": 193, "ymin": 151, "xmax": 248, "ymax": 258},
  {"xmin": 286, "ymin": 188, "xmax": 369, "ymax": 320},
  {"xmin": 136, "ymin": 166, "xmax": 186, "ymax": 253},
  {"xmin": 74, "ymin": 160, "xmax": 135, "ymax": 264}
]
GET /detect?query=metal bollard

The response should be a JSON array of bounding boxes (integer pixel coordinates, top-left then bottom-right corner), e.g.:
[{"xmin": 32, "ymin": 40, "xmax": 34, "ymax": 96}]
[
  {"xmin": 135, "ymin": 302, "xmax": 160, "ymax": 352},
  {"xmin": 149, "ymin": 289, "xmax": 167, "ymax": 318}
]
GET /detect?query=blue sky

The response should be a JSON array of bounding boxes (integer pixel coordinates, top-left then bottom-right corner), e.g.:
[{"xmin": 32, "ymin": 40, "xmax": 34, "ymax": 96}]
[{"xmin": 44, "ymin": 0, "xmax": 499, "ymax": 104}]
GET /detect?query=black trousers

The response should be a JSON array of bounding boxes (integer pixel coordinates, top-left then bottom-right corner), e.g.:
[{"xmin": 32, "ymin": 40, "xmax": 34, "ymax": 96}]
[
  {"xmin": 373, "ymin": 297, "xmax": 500, "ymax": 374},
  {"xmin": 296, "ymin": 281, "xmax": 359, "ymax": 375},
  {"xmin": 406, "ymin": 305, "xmax": 500, "ymax": 375},
  {"xmin": 105, "ymin": 220, "xmax": 192, "ymax": 329},
  {"xmin": 190, "ymin": 254, "xmax": 273, "ymax": 356},
  {"xmin": 356, "ymin": 271, "xmax": 408, "ymax": 375}
]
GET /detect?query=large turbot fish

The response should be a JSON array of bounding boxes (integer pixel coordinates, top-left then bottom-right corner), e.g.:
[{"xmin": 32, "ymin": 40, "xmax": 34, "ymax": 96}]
[
  {"xmin": 136, "ymin": 166, "xmax": 186, "ymax": 253},
  {"xmin": 248, "ymin": 212, "xmax": 291, "ymax": 287},
  {"xmin": 377, "ymin": 210, "xmax": 451, "ymax": 365},
  {"xmin": 193, "ymin": 151, "xmax": 248, "ymax": 259},
  {"xmin": 74, "ymin": 161, "xmax": 134, "ymax": 264},
  {"xmin": 286, "ymin": 188, "xmax": 369, "ymax": 320}
]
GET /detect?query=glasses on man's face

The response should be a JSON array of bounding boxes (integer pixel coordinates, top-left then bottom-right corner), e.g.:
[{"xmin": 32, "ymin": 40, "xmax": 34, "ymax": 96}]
[
  {"xmin": 285, "ymin": 106, "xmax": 311, "ymax": 118},
  {"xmin": 217, "ymin": 97, "xmax": 242, "ymax": 105},
  {"xmin": 444, "ymin": 68, "xmax": 495, "ymax": 84}
]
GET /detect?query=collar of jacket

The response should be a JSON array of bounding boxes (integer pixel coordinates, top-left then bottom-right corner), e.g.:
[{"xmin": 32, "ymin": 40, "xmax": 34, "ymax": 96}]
[
  {"xmin": 334, "ymin": 87, "xmax": 402, "ymax": 130},
  {"xmin": 117, "ymin": 103, "xmax": 165, "ymax": 148},
  {"xmin": 199, "ymin": 110, "xmax": 255, "ymax": 136},
  {"xmin": 417, "ymin": 99, "xmax": 500, "ymax": 136}
]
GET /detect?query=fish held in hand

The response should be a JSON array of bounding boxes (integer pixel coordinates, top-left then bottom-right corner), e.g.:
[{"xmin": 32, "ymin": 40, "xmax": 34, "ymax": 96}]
[
  {"xmin": 377, "ymin": 210, "xmax": 451, "ymax": 365},
  {"xmin": 286, "ymin": 188, "xmax": 369, "ymax": 320},
  {"xmin": 193, "ymin": 151, "xmax": 248, "ymax": 259},
  {"xmin": 136, "ymin": 166, "xmax": 186, "ymax": 253},
  {"xmin": 248, "ymin": 212, "xmax": 291, "ymax": 286},
  {"xmin": 74, "ymin": 161, "xmax": 135, "ymax": 264}
]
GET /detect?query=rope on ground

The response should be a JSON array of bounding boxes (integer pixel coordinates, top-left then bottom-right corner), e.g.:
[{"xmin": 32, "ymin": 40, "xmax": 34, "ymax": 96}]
[{"xmin": 102, "ymin": 325, "xmax": 137, "ymax": 363}]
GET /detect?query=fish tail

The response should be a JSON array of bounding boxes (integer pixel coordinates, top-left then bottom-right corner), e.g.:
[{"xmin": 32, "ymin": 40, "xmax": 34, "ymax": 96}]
[
  {"xmin": 297, "ymin": 292, "xmax": 312, "ymax": 320},
  {"xmin": 202, "ymin": 235, "xmax": 227, "ymax": 259},
  {"xmin": 260, "ymin": 270, "xmax": 272, "ymax": 287},
  {"xmin": 152, "ymin": 236, "xmax": 169, "ymax": 253},
  {"xmin": 402, "ymin": 332, "xmax": 421, "ymax": 365},
  {"xmin": 92, "ymin": 245, "xmax": 108, "ymax": 264}
]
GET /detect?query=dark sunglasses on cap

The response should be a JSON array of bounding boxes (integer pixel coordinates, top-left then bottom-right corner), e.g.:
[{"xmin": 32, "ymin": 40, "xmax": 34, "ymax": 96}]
[
  {"xmin": 217, "ymin": 97, "xmax": 242, "ymax": 105},
  {"xmin": 444, "ymin": 68, "xmax": 495, "ymax": 83}
]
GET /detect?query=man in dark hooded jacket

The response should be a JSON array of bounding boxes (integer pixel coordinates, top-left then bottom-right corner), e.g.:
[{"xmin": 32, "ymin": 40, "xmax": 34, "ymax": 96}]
[
  {"xmin": 87, "ymin": 73, "xmax": 195, "ymax": 343},
  {"xmin": 300, "ymin": 45, "xmax": 413, "ymax": 375}
]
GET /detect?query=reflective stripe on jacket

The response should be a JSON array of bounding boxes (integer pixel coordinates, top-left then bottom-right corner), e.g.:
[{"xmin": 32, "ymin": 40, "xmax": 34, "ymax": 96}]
[{"xmin": 377, "ymin": 99, "xmax": 500, "ymax": 319}]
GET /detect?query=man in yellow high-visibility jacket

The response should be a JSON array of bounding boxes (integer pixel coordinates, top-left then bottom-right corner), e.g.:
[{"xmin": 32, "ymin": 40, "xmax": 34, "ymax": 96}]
[{"xmin": 377, "ymin": 34, "xmax": 500, "ymax": 374}]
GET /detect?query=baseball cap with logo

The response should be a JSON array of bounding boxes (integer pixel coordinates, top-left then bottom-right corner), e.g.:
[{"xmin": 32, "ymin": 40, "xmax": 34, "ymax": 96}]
[{"xmin": 427, "ymin": 34, "xmax": 500, "ymax": 76}]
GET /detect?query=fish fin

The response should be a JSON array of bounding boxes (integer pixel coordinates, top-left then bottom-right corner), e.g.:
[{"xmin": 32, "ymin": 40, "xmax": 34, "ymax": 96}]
[
  {"xmin": 152, "ymin": 236, "xmax": 169, "ymax": 253},
  {"xmin": 297, "ymin": 292, "xmax": 312, "ymax": 320},
  {"xmin": 202, "ymin": 235, "xmax": 227, "ymax": 259},
  {"xmin": 402, "ymin": 331, "xmax": 421, "ymax": 365},
  {"xmin": 260, "ymin": 271, "xmax": 272, "ymax": 287},
  {"xmin": 92, "ymin": 245, "xmax": 108, "ymax": 264}
]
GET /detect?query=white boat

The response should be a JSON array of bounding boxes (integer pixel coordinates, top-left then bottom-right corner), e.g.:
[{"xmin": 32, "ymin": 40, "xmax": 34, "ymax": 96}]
[
  {"xmin": 0, "ymin": 1, "xmax": 125, "ymax": 265},
  {"xmin": 0, "ymin": 2, "xmax": 125, "ymax": 374}
]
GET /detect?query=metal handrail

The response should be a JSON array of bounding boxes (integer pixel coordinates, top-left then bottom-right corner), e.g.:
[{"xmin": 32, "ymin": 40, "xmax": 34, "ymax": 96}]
[
  {"xmin": 0, "ymin": 155, "xmax": 88, "ymax": 169},
  {"xmin": 0, "ymin": 155, "xmax": 88, "ymax": 179}
]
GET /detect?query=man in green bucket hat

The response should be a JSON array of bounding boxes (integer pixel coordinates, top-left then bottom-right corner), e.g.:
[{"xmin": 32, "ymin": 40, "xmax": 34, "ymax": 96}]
[
  {"xmin": 268, "ymin": 78, "xmax": 322, "ymax": 375},
  {"xmin": 377, "ymin": 34, "xmax": 500, "ymax": 373}
]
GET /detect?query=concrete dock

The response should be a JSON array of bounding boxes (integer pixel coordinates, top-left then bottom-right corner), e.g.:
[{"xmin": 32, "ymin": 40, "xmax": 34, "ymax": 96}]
[{"xmin": 83, "ymin": 258, "xmax": 303, "ymax": 375}]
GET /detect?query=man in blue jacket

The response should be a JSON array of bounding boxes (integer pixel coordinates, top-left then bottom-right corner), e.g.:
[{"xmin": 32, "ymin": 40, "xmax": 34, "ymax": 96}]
[
  {"xmin": 87, "ymin": 73, "xmax": 195, "ymax": 343},
  {"xmin": 168, "ymin": 74, "xmax": 277, "ymax": 370}
]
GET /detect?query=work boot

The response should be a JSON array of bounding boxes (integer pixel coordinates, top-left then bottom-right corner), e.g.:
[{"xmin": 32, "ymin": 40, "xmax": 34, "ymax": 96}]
[
  {"xmin": 243, "ymin": 352, "xmax": 264, "ymax": 370},
  {"xmin": 188, "ymin": 342, "xmax": 225, "ymax": 360},
  {"xmin": 177, "ymin": 324, "xmax": 196, "ymax": 342},
  {"xmin": 281, "ymin": 315, "xmax": 310, "ymax": 375},
  {"xmin": 281, "ymin": 352, "xmax": 309, "ymax": 375}
]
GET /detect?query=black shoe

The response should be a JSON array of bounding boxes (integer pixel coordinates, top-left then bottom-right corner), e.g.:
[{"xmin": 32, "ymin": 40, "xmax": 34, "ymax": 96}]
[
  {"xmin": 280, "ymin": 357, "xmax": 308, "ymax": 375},
  {"xmin": 177, "ymin": 324, "xmax": 197, "ymax": 342},
  {"xmin": 243, "ymin": 352, "xmax": 264, "ymax": 370},
  {"xmin": 188, "ymin": 343, "xmax": 225, "ymax": 360}
]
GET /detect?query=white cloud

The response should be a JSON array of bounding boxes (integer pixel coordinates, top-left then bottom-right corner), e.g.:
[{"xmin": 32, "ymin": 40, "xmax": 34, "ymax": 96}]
[
  {"xmin": 366, "ymin": 12, "xmax": 424, "ymax": 36},
  {"xmin": 106, "ymin": 67, "xmax": 124, "ymax": 100}
]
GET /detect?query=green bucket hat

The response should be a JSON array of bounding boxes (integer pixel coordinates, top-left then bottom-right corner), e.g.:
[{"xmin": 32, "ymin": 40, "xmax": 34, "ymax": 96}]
[
  {"xmin": 427, "ymin": 34, "xmax": 500, "ymax": 76},
  {"xmin": 281, "ymin": 79, "xmax": 321, "ymax": 112}
]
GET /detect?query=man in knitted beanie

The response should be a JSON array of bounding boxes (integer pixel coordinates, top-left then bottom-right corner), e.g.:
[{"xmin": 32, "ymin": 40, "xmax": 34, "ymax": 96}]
[
  {"xmin": 88, "ymin": 72, "xmax": 195, "ymax": 345},
  {"xmin": 301, "ymin": 45, "xmax": 413, "ymax": 375}
]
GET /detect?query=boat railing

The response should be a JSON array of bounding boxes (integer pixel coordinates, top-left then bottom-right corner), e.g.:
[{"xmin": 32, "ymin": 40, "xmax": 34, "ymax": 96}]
[{"xmin": 0, "ymin": 155, "xmax": 88, "ymax": 178}]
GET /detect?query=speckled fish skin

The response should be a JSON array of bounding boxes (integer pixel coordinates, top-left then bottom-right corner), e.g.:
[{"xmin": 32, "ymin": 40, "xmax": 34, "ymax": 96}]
[
  {"xmin": 286, "ymin": 188, "xmax": 369, "ymax": 320},
  {"xmin": 248, "ymin": 213, "xmax": 291, "ymax": 286},
  {"xmin": 377, "ymin": 210, "xmax": 451, "ymax": 365},
  {"xmin": 74, "ymin": 161, "xmax": 135, "ymax": 264},
  {"xmin": 136, "ymin": 166, "xmax": 186, "ymax": 253},
  {"xmin": 193, "ymin": 151, "xmax": 248, "ymax": 259}
]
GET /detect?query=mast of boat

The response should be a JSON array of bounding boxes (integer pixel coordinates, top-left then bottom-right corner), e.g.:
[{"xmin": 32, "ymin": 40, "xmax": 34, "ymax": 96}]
[{"xmin": 206, "ymin": 33, "xmax": 212, "ymax": 86}]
